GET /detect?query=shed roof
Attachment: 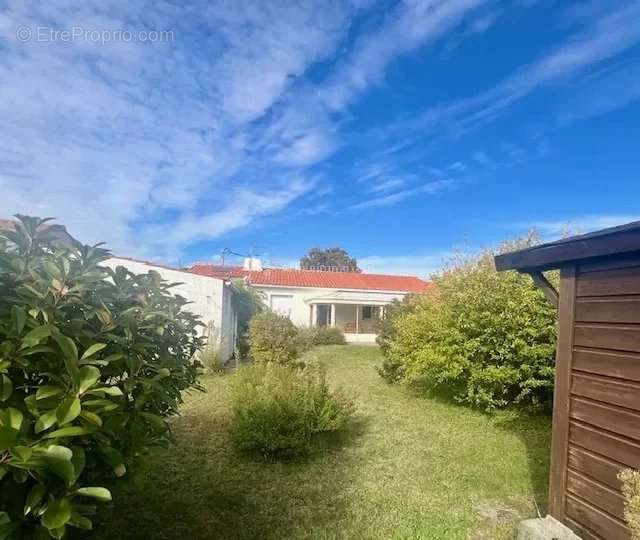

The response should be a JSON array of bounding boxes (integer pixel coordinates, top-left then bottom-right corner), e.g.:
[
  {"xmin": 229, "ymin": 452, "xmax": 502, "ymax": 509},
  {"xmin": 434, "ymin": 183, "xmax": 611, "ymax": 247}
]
[{"xmin": 495, "ymin": 220, "xmax": 640, "ymax": 272}]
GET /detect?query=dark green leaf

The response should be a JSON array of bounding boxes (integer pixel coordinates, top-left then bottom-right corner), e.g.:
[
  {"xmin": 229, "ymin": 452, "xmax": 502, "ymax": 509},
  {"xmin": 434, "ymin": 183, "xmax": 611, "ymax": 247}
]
[
  {"xmin": 79, "ymin": 411, "xmax": 102, "ymax": 427},
  {"xmin": 41, "ymin": 498, "xmax": 71, "ymax": 530},
  {"xmin": 44, "ymin": 446, "xmax": 74, "ymax": 485},
  {"xmin": 80, "ymin": 343, "xmax": 106, "ymax": 361},
  {"xmin": 43, "ymin": 426, "xmax": 93, "ymax": 439},
  {"xmin": 0, "ymin": 427, "xmax": 18, "ymax": 451},
  {"xmin": 0, "ymin": 375, "xmax": 12, "ymax": 402},
  {"xmin": 51, "ymin": 332, "xmax": 79, "ymax": 384},
  {"xmin": 68, "ymin": 513, "xmax": 92, "ymax": 530},
  {"xmin": 12, "ymin": 306, "xmax": 26, "ymax": 335},
  {"xmin": 0, "ymin": 407, "xmax": 23, "ymax": 430},
  {"xmin": 22, "ymin": 325, "xmax": 52, "ymax": 343},
  {"xmin": 56, "ymin": 398, "xmax": 80, "ymax": 426},
  {"xmin": 78, "ymin": 366, "xmax": 100, "ymax": 394},
  {"xmin": 36, "ymin": 385, "xmax": 64, "ymax": 401},
  {"xmin": 24, "ymin": 484, "xmax": 46, "ymax": 516},
  {"xmin": 71, "ymin": 446, "xmax": 85, "ymax": 483},
  {"xmin": 35, "ymin": 410, "xmax": 57, "ymax": 434}
]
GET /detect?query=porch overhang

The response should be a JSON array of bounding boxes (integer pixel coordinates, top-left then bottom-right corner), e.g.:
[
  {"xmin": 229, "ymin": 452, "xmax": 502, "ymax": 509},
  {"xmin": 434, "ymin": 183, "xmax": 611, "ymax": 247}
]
[{"xmin": 305, "ymin": 290, "xmax": 393, "ymax": 305}]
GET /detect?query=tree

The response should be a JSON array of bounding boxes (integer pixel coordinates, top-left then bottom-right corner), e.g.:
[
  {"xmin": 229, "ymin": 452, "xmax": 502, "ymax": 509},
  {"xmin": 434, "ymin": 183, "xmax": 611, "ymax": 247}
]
[{"xmin": 299, "ymin": 248, "xmax": 360, "ymax": 272}]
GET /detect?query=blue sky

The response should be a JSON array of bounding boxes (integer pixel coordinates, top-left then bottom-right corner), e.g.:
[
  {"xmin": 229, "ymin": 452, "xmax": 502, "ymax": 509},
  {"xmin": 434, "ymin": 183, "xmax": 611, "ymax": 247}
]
[{"xmin": 1, "ymin": 0, "xmax": 639, "ymax": 276}]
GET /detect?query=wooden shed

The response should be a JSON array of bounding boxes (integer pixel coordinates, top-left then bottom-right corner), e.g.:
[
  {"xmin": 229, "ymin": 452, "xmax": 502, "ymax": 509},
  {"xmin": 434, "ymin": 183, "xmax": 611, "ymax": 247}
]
[{"xmin": 495, "ymin": 222, "xmax": 640, "ymax": 540}]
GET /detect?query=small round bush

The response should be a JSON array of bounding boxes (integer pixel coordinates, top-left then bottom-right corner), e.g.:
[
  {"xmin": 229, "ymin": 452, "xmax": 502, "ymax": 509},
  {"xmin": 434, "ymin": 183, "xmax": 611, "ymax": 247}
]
[
  {"xmin": 229, "ymin": 363, "xmax": 355, "ymax": 458},
  {"xmin": 297, "ymin": 326, "xmax": 346, "ymax": 350},
  {"xmin": 248, "ymin": 312, "xmax": 300, "ymax": 365},
  {"xmin": 312, "ymin": 327, "xmax": 346, "ymax": 346}
]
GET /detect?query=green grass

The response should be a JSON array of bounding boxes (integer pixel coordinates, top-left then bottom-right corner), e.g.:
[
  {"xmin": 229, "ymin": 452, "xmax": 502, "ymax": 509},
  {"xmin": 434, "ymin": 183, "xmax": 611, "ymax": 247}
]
[{"xmin": 92, "ymin": 346, "xmax": 551, "ymax": 540}]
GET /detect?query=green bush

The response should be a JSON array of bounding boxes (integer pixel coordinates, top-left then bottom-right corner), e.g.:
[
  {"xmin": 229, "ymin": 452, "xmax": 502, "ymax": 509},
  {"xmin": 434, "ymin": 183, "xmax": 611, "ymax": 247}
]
[
  {"xmin": 0, "ymin": 216, "xmax": 203, "ymax": 539},
  {"xmin": 229, "ymin": 362, "xmax": 354, "ymax": 458},
  {"xmin": 297, "ymin": 326, "xmax": 346, "ymax": 350},
  {"xmin": 248, "ymin": 311, "xmax": 300, "ymax": 365},
  {"xmin": 375, "ymin": 297, "xmax": 418, "ymax": 383},
  {"xmin": 381, "ymin": 238, "xmax": 557, "ymax": 410},
  {"xmin": 312, "ymin": 326, "xmax": 346, "ymax": 346},
  {"xmin": 620, "ymin": 469, "xmax": 640, "ymax": 540},
  {"xmin": 232, "ymin": 280, "xmax": 265, "ymax": 359}
]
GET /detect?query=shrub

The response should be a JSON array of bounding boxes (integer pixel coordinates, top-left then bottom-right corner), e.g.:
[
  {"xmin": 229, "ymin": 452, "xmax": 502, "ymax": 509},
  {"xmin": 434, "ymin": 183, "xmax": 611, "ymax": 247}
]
[
  {"xmin": 229, "ymin": 363, "xmax": 354, "ymax": 458},
  {"xmin": 232, "ymin": 280, "xmax": 265, "ymax": 359},
  {"xmin": 312, "ymin": 326, "xmax": 346, "ymax": 346},
  {"xmin": 297, "ymin": 326, "xmax": 346, "ymax": 350},
  {"xmin": 199, "ymin": 322, "xmax": 226, "ymax": 374},
  {"xmin": 620, "ymin": 469, "xmax": 640, "ymax": 539},
  {"xmin": 375, "ymin": 297, "xmax": 418, "ymax": 383},
  {"xmin": 0, "ymin": 216, "xmax": 203, "ymax": 539},
  {"xmin": 248, "ymin": 311, "xmax": 300, "ymax": 365},
  {"xmin": 381, "ymin": 236, "xmax": 557, "ymax": 410}
]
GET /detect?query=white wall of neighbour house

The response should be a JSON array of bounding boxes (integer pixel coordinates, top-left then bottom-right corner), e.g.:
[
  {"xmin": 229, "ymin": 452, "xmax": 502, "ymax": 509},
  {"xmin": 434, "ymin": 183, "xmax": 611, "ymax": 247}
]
[
  {"xmin": 103, "ymin": 258, "xmax": 236, "ymax": 363},
  {"xmin": 253, "ymin": 284, "xmax": 409, "ymax": 343}
]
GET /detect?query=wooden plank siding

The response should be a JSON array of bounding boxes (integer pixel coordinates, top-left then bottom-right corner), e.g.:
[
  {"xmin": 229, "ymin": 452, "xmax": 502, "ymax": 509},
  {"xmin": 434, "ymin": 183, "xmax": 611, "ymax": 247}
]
[{"xmin": 552, "ymin": 260, "xmax": 640, "ymax": 540}]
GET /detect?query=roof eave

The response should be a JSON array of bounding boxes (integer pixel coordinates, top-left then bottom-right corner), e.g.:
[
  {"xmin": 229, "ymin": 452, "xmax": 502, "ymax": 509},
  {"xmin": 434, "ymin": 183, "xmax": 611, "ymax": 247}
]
[{"xmin": 495, "ymin": 225, "xmax": 640, "ymax": 272}]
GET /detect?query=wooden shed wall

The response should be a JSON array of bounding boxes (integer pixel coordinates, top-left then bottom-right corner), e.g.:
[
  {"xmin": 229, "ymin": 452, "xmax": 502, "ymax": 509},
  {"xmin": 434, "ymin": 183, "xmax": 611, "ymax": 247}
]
[{"xmin": 550, "ymin": 258, "xmax": 640, "ymax": 540}]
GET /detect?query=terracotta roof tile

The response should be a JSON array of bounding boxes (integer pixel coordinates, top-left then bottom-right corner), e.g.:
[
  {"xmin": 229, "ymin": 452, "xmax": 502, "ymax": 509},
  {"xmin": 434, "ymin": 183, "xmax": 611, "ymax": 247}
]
[{"xmin": 188, "ymin": 264, "xmax": 429, "ymax": 293}]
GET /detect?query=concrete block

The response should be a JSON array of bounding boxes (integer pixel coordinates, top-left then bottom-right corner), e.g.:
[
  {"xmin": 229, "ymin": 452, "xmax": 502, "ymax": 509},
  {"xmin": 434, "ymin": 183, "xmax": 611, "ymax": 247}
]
[{"xmin": 517, "ymin": 515, "xmax": 582, "ymax": 540}]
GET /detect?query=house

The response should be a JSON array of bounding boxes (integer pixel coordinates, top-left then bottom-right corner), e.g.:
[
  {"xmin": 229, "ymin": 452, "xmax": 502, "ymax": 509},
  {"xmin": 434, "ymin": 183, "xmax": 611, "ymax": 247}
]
[
  {"xmin": 189, "ymin": 258, "xmax": 429, "ymax": 344},
  {"xmin": 105, "ymin": 257, "xmax": 238, "ymax": 363}
]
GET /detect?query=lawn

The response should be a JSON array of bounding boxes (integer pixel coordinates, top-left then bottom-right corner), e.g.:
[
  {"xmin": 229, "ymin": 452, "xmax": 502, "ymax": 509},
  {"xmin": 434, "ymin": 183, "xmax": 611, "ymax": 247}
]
[{"xmin": 92, "ymin": 345, "xmax": 551, "ymax": 540}]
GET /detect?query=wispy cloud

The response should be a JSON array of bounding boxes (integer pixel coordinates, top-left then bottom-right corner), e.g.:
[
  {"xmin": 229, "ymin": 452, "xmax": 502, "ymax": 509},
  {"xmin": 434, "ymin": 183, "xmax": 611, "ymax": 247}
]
[
  {"xmin": 350, "ymin": 179, "xmax": 454, "ymax": 210},
  {"xmin": 320, "ymin": 0, "xmax": 488, "ymax": 111},
  {"xmin": 452, "ymin": 1, "xmax": 640, "ymax": 130},
  {"xmin": 0, "ymin": 1, "xmax": 363, "ymax": 260},
  {"xmin": 369, "ymin": 178, "xmax": 407, "ymax": 193},
  {"xmin": 449, "ymin": 161, "xmax": 467, "ymax": 172}
]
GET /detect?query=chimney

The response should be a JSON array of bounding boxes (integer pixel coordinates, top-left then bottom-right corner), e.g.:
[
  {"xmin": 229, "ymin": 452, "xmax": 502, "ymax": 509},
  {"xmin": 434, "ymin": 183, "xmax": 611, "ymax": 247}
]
[{"xmin": 243, "ymin": 257, "xmax": 263, "ymax": 271}]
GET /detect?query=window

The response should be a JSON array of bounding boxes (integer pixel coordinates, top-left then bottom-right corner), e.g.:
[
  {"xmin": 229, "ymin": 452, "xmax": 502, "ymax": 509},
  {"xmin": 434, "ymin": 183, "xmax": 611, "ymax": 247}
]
[
  {"xmin": 270, "ymin": 294, "xmax": 293, "ymax": 318},
  {"xmin": 362, "ymin": 306, "xmax": 379, "ymax": 320}
]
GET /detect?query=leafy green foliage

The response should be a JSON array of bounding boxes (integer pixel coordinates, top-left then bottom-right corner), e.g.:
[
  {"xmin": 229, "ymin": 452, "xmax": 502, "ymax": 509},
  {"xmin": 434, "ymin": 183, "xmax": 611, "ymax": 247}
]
[
  {"xmin": 231, "ymin": 280, "xmax": 265, "ymax": 358},
  {"xmin": 248, "ymin": 312, "xmax": 301, "ymax": 365},
  {"xmin": 309, "ymin": 327, "xmax": 346, "ymax": 346},
  {"xmin": 0, "ymin": 215, "xmax": 203, "ymax": 538},
  {"xmin": 375, "ymin": 296, "xmax": 419, "ymax": 383},
  {"xmin": 299, "ymin": 248, "xmax": 360, "ymax": 272},
  {"xmin": 620, "ymin": 469, "xmax": 640, "ymax": 540},
  {"xmin": 379, "ymin": 237, "xmax": 557, "ymax": 410},
  {"xmin": 298, "ymin": 326, "xmax": 346, "ymax": 351},
  {"xmin": 229, "ymin": 362, "xmax": 355, "ymax": 458}
]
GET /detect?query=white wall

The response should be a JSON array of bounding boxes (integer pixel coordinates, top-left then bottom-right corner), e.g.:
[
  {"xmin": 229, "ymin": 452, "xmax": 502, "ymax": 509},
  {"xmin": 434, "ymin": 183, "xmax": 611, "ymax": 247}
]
[
  {"xmin": 253, "ymin": 284, "xmax": 408, "ymax": 331},
  {"xmin": 103, "ymin": 258, "xmax": 236, "ymax": 362}
]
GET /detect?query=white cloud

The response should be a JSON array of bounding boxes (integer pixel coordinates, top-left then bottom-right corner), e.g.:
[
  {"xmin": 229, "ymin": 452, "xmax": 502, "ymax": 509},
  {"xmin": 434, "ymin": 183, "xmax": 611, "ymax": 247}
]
[
  {"xmin": 0, "ymin": 1, "xmax": 363, "ymax": 260},
  {"xmin": 449, "ymin": 161, "xmax": 467, "ymax": 172}
]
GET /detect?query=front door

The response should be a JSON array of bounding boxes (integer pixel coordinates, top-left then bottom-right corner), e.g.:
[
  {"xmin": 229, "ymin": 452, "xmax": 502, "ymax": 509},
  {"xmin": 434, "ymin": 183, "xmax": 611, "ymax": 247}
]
[{"xmin": 316, "ymin": 304, "xmax": 331, "ymax": 326}]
